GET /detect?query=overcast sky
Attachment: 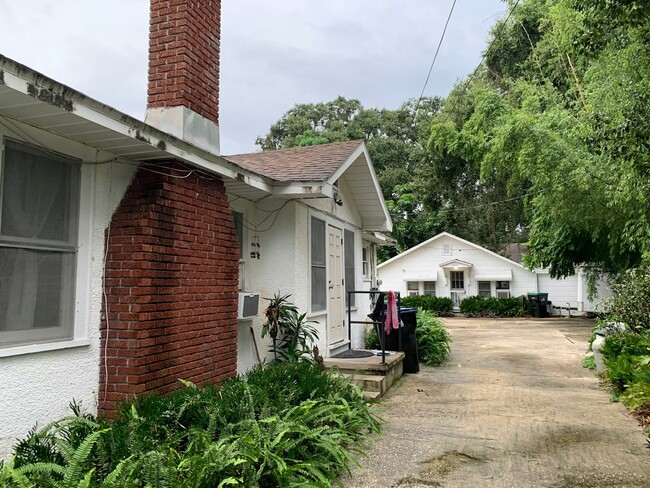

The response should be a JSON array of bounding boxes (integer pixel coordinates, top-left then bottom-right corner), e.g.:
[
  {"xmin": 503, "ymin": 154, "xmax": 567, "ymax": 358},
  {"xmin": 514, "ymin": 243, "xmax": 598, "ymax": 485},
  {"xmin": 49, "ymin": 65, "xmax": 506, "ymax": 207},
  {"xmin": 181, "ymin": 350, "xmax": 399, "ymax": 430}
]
[{"xmin": 0, "ymin": 0, "xmax": 504, "ymax": 155}]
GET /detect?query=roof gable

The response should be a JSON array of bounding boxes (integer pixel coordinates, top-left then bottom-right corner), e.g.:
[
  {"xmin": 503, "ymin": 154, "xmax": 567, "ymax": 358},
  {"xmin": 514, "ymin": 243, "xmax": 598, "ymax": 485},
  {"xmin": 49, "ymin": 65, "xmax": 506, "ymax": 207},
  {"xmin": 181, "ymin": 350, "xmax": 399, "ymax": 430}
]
[
  {"xmin": 224, "ymin": 141, "xmax": 392, "ymax": 232},
  {"xmin": 378, "ymin": 232, "xmax": 528, "ymax": 270}
]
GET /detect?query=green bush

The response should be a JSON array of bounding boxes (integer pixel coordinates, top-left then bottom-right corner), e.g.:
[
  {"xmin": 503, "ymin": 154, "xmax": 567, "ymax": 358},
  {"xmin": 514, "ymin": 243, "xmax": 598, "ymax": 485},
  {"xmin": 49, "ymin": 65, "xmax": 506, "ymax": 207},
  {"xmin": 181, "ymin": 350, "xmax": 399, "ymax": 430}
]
[
  {"xmin": 601, "ymin": 331, "xmax": 650, "ymax": 391},
  {"xmin": 601, "ymin": 264, "xmax": 650, "ymax": 333},
  {"xmin": 4, "ymin": 362, "xmax": 381, "ymax": 487},
  {"xmin": 459, "ymin": 295, "xmax": 526, "ymax": 317},
  {"xmin": 363, "ymin": 310, "xmax": 451, "ymax": 366},
  {"xmin": 400, "ymin": 295, "xmax": 453, "ymax": 315},
  {"xmin": 416, "ymin": 310, "xmax": 452, "ymax": 366}
]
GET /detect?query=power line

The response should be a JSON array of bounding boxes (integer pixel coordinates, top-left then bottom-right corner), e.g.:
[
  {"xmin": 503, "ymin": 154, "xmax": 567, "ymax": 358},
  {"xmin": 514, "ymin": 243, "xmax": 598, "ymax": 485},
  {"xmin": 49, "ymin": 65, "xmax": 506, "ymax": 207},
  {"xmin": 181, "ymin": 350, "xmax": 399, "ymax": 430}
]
[
  {"xmin": 437, "ymin": 0, "xmax": 521, "ymax": 126},
  {"xmin": 411, "ymin": 0, "xmax": 458, "ymax": 126}
]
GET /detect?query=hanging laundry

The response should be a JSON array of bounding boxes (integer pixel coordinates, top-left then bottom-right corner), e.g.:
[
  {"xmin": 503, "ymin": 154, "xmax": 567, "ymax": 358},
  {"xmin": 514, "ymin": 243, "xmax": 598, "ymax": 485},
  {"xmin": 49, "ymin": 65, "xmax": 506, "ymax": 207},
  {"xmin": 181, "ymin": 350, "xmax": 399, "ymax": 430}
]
[{"xmin": 385, "ymin": 290, "xmax": 399, "ymax": 335}]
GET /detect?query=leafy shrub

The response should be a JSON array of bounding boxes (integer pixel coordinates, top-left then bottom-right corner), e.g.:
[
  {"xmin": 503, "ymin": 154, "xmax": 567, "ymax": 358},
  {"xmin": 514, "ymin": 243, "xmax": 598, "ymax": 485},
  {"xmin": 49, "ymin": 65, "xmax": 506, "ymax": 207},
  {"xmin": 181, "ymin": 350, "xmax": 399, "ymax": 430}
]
[
  {"xmin": 5, "ymin": 362, "xmax": 381, "ymax": 487},
  {"xmin": 459, "ymin": 295, "xmax": 526, "ymax": 317},
  {"xmin": 601, "ymin": 331, "xmax": 650, "ymax": 391},
  {"xmin": 416, "ymin": 310, "xmax": 452, "ymax": 366},
  {"xmin": 261, "ymin": 294, "xmax": 319, "ymax": 362},
  {"xmin": 363, "ymin": 310, "xmax": 451, "ymax": 366},
  {"xmin": 401, "ymin": 295, "xmax": 453, "ymax": 315},
  {"xmin": 601, "ymin": 264, "xmax": 650, "ymax": 333}
]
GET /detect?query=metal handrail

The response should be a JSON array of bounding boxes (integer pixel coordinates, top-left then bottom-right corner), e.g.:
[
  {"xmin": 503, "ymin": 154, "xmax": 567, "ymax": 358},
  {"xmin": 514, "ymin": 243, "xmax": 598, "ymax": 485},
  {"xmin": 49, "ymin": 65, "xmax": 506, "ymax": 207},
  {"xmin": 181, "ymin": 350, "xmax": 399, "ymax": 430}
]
[{"xmin": 346, "ymin": 290, "xmax": 401, "ymax": 364}]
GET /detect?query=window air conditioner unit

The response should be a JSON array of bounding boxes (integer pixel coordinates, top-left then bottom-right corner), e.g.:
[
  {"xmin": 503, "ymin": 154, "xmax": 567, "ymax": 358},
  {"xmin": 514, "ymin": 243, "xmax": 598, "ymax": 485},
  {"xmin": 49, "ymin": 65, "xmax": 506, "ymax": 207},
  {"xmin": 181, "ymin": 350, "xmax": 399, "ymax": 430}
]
[
  {"xmin": 238, "ymin": 292, "xmax": 260, "ymax": 320},
  {"xmin": 496, "ymin": 291, "xmax": 510, "ymax": 299}
]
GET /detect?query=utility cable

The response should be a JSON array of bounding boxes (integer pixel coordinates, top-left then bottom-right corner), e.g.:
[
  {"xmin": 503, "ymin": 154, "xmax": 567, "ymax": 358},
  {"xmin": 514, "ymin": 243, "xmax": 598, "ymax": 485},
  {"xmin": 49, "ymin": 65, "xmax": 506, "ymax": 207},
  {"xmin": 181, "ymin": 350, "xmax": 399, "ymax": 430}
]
[{"xmin": 411, "ymin": 0, "xmax": 458, "ymax": 127}]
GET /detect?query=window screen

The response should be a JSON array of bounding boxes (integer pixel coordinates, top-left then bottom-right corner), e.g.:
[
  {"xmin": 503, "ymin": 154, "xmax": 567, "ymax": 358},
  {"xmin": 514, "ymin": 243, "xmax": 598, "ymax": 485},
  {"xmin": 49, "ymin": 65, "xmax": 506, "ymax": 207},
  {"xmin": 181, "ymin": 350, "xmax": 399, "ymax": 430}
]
[
  {"xmin": 0, "ymin": 140, "xmax": 80, "ymax": 347},
  {"xmin": 478, "ymin": 281, "xmax": 491, "ymax": 298},
  {"xmin": 232, "ymin": 211, "xmax": 244, "ymax": 259},
  {"xmin": 423, "ymin": 281, "xmax": 436, "ymax": 296},
  {"xmin": 310, "ymin": 218, "xmax": 326, "ymax": 311},
  {"xmin": 407, "ymin": 281, "xmax": 419, "ymax": 297},
  {"xmin": 344, "ymin": 229, "xmax": 355, "ymax": 307}
]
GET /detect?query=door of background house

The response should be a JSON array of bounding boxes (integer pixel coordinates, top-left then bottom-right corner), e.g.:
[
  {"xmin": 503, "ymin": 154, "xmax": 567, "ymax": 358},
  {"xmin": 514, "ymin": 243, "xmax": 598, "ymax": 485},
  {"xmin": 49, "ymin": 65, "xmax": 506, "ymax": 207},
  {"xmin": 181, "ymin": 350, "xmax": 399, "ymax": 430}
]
[
  {"xmin": 328, "ymin": 226, "xmax": 345, "ymax": 345},
  {"xmin": 450, "ymin": 270, "xmax": 465, "ymax": 310}
]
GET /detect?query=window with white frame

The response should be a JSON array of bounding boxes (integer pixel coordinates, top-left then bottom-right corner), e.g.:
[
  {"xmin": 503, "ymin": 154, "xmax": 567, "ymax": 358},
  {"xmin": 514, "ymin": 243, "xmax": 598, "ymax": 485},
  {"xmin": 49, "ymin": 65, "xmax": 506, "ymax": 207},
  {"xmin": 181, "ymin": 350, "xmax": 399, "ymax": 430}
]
[
  {"xmin": 407, "ymin": 281, "xmax": 419, "ymax": 296},
  {"xmin": 496, "ymin": 280, "xmax": 511, "ymax": 298},
  {"xmin": 450, "ymin": 271, "xmax": 464, "ymax": 289},
  {"xmin": 310, "ymin": 217, "xmax": 327, "ymax": 311},
  {"xmin": 478, "ymin": 281, "xmax": 491, "ymax": 298},
  {"xmin": 0, "ymin": 140, "xmax": 80, "ymax": 347},
  {"xmin": 442, "ymin": 244, "xmax": 452, "ymax": 256},
  {"xmin": 423, "ymin": 281, "xmax": 436, "ymax": 297},
  {"xmin": 362, "ymin": 245, "xmax": 370, "ymax": 279}
]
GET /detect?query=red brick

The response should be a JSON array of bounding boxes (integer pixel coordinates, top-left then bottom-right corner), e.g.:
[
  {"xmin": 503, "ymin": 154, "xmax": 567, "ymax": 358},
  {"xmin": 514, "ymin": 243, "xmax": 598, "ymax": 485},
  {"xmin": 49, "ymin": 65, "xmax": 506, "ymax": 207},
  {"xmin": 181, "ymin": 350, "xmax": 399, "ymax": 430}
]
[{"xmin": 98, "ymin": 163, "xmax": 238, "ymax": 415}]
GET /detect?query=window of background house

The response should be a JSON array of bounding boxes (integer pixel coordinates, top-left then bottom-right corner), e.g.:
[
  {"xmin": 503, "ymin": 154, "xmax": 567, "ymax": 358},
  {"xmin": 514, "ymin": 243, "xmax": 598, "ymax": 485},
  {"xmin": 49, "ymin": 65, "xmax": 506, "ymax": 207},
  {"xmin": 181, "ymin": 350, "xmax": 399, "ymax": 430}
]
[
  {"xmin": 423, "ymin": 281, "xmax": 436, "ymax": 297},
  {"xmin": 496, "ymin": 280, "xmax": 511, "ymax": 298},
  {"xmin": 0, "ymin": 140, "xmax": 80, "ymax": 347},
  {"xmin": 310, "ymin": 217, "xmax": 327, "ymax": 311},
  {"xmin": 344, "ymin": 229, "xmax": 355, "ymax": 307},
  {"xmin": 442, "ymin": 244, "xmax": 452, "ymax": 256},
  {"xmin": 450, "ymin": 271, "xmax": 464, "ymax": 289},
  {"xmin": 407, "ymin": 281, "xmax": 419, "ymax": 296},
  {"xmin": 478, "ymin": 281, "xmax": 491, "ymax": 298}
]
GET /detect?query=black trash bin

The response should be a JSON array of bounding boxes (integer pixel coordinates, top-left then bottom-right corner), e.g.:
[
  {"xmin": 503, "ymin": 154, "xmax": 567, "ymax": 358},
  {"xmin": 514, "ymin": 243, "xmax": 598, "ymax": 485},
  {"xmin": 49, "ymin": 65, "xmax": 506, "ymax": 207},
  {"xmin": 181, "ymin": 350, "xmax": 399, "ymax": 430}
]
[
  {"xmin": 527, "ymin": 293, "xmax": 549, "ymax": 318},
  {"xmin": 398, "ymin": 307, "xmax": 420, "ymax": 374},
  {"xmin": 377, "ymin": 307, "xmax": 420, "ymax": 374}
]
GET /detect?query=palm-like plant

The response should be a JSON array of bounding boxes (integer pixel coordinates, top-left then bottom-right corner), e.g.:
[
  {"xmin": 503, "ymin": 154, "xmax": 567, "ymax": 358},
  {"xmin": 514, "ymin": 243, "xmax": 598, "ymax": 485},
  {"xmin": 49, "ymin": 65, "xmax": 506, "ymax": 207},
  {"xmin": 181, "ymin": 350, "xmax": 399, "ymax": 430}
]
[{"xmin": 261, "ymin": 294, "xmax": 319, "ymax": 363}]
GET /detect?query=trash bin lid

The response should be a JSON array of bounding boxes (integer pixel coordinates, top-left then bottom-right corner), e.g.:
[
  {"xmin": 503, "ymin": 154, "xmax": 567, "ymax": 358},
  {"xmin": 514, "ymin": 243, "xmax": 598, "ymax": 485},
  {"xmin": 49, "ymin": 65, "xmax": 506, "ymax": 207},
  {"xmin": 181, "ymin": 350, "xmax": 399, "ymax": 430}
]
[{"xmin": 399, "ymin": 307, "xmax": 418, "ymax": 314}]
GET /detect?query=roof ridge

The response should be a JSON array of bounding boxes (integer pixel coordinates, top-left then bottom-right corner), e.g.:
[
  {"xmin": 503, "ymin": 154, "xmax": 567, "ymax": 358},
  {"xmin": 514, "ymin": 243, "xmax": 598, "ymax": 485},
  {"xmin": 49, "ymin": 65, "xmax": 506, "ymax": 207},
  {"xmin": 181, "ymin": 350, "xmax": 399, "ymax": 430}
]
[{"xmin": 224, "ymin": 139, "xmax": 364, "ymax": 158}]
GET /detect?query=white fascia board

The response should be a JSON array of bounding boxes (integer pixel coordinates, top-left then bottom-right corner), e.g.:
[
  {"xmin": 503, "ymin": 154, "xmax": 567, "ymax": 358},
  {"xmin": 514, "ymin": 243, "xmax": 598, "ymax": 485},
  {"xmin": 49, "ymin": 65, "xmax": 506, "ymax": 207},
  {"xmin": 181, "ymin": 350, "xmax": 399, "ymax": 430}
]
[
  {"xmin": 272, "ymin": 182, "xmax": 327, "ymax": 197},
  {"xmin": 0, "ymin": 56, "xmax": 273, "ymax": 194},
  {"xmin": 326, "ymin": 141, "xmax": 392, "ymax": 232},
  {"xmin": 362, "ymin": 231, "xmax": 396, "ymax": 246}
]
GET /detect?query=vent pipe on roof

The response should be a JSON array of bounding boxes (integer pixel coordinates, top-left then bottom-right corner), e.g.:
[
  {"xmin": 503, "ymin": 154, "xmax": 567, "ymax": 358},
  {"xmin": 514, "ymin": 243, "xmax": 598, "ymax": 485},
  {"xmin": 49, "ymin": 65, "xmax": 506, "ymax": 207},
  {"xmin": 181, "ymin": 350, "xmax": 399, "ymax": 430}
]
[{"xmin": 145, "ymin": 0, "xmax": 221, "ymax": 155}]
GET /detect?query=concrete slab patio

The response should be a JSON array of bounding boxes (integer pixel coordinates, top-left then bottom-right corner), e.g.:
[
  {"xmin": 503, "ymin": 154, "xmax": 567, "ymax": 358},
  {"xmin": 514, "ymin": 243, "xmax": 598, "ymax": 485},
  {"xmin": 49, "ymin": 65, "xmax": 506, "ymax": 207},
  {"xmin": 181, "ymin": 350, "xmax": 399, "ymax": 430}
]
[{"xmin": 344, "ymin": 317, "xmax": 650, "ymax": 487}]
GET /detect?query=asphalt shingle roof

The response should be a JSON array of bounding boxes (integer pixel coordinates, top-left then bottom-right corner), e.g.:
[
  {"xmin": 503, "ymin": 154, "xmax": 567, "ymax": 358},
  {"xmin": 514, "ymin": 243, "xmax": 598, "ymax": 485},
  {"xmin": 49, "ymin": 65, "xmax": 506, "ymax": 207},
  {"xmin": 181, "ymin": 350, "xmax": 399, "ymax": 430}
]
[{"xmin": 223, "ymin": 140, "xmax": 363, "ymax": 182}]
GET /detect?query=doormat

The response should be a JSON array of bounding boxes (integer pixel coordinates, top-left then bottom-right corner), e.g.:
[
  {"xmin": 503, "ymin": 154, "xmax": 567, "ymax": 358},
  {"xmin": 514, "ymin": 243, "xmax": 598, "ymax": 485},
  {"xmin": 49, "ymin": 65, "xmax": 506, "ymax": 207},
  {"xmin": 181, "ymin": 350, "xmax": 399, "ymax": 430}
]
[{"xmin": 331, "ymin": 349, "xmax": 375, "ymax": 359}]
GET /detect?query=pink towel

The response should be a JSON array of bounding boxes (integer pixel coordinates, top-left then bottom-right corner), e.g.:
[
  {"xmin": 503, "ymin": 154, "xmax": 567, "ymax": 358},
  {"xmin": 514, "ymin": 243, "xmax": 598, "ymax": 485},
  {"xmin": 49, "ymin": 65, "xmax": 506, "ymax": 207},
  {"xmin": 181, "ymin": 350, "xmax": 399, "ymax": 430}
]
[{"xmin": 385, "ymin": 291, "xmax": 399, "ymax": 335}]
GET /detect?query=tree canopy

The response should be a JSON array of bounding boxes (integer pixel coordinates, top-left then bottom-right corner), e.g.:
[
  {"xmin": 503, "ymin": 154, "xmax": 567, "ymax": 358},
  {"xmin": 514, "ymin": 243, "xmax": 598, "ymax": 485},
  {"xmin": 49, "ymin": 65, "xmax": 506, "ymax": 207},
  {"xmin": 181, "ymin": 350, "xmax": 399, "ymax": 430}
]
[{"xmin": 430, "ymin": 0, "xmax": 650, "ymax": 276}]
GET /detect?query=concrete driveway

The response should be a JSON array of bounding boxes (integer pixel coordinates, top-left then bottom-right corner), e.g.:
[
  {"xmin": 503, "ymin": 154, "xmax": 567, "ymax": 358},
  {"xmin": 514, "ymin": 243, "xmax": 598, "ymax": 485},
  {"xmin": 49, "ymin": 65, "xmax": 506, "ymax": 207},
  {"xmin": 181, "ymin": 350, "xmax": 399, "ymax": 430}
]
[{"xmin": 344, "ymin": 317, "xmax": 650, "ymax": 487}]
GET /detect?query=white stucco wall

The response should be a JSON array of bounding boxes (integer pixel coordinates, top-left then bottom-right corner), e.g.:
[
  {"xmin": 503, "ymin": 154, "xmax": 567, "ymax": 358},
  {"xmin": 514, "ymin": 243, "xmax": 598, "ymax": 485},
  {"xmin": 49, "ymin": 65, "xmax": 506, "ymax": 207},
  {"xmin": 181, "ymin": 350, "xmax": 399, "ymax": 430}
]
[
  {"xmin": 0, "ymin": 157, "xmax": 136, "ymax": 459},
  {"xmin": 233, "ymin": 175, "xmax": 376, "ymax": 372}
]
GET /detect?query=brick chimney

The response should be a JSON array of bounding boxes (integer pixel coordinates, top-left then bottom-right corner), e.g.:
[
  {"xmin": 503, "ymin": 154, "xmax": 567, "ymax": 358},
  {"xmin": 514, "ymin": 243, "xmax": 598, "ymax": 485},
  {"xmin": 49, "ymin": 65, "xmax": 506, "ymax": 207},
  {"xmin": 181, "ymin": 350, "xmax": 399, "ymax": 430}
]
[{"xmin": 145, "ymin": 0, "xmax": 221, "ymax": 154}]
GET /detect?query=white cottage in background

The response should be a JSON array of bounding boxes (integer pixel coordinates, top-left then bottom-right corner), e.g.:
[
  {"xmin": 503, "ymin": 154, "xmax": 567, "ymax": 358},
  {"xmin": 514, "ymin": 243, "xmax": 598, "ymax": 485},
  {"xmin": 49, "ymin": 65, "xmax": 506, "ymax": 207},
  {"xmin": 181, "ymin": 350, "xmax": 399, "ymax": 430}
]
[
  {"xmin": 223, "ymin": 141, "xmax": 393, "ymax": 372},
  {"xmin": 378, "ymin": 232, "xmax": 610, "ymax": 313}
]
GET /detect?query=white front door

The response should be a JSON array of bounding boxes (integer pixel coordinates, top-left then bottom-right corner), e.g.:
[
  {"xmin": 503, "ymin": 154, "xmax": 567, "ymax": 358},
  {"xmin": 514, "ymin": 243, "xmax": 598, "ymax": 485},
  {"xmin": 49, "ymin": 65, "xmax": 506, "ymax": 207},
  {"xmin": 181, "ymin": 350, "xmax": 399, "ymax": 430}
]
[
  {"xmin": 328, "ymin": 226, "xmax": 345, "ymax": 345},
  {"xmin": 450, "ymin": 270, "xmax": 466, "ymax": 310}
]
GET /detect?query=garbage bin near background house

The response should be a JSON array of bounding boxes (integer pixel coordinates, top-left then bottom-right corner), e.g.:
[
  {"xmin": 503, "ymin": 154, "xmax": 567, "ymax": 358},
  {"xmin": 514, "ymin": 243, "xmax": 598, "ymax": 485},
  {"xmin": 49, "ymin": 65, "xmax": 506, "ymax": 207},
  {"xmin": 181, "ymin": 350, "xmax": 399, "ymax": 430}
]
[
  {"xmin": 527, "ymin": 292, "xmax": 549, "ymax": 318},
  {"xmin": 380, "ymin": 307, "xmax": 420, "ymax": 374}
]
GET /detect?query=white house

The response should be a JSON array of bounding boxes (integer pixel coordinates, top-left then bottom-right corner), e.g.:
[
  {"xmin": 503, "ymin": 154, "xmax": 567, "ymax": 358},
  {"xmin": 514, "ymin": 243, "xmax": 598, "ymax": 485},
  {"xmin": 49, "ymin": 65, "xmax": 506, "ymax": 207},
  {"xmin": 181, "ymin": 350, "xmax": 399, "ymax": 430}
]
[
  {"xmin": 0, "ymin": 0, "xmax": 391, "ymax": 458},
  {"xmin": 378, "ymin": 232, "xmax": 610, "ymax": 313},
  {"xmin": 224, "ymin": 141, "xmax": 393, "ymax": 373}
]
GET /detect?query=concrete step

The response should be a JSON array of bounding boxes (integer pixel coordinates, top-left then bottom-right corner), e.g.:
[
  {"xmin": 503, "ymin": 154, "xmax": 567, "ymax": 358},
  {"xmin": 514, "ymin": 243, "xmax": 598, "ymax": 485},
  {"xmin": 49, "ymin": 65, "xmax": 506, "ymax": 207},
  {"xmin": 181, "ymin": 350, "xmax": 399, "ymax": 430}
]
[
  {"xmin": 348, "ymin": 373, "xmax": 385, "ymax": 393},
  {"xmin": 324, "ymin": 350, "xmax": 405, "ymax": 400}
]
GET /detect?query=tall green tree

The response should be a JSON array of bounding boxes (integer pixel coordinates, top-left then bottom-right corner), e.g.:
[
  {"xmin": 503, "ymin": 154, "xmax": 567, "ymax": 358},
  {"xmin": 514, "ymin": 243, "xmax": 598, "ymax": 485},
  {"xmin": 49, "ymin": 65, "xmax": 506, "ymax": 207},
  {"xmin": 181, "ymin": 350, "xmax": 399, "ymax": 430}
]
[
  {"xmin": 256, "ymin": 96, "xmax": 445, "ymax": 256},
  {"xmin": 429, "ymin": 0, "xmax": 650, "ymax": 277}
]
